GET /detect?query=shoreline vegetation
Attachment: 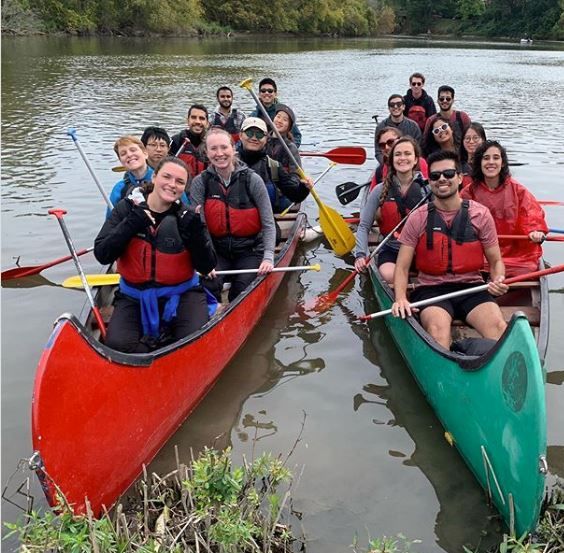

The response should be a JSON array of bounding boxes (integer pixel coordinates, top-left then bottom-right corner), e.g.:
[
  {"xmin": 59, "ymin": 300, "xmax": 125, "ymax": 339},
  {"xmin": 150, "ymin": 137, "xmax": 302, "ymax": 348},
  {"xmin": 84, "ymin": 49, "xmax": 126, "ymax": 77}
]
[
  {"xmin": 1, "ymin": 0, "xmax": 563, "ymax": 40},
  {"xmin": 4, "ymin": 446, "xmax": 564, "ymax": 552}
]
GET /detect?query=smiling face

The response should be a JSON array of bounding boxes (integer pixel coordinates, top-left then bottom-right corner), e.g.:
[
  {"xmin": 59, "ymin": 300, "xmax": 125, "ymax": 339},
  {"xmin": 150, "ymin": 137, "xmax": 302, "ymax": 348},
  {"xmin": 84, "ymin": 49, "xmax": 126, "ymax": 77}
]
[
  {"xmin": 387, "ymin": 97, "xmax": 404, "ymax": 120},
  {"xmin": 117, "ymin": 142, "xmax": 148, "ymax": 173},
  {"xmin": 480, "ymin": 145, "xmax": 503, "ymax": 182},
  {"xmin": 437, "ymin": 92, "xmax": 454, "ymax": 111},
  {"xmin": 217, "ymin": 89, "xmax": 233, "ymax": 110},
  {"xmin": 463, "ymin": 128, "xmax": 484, "ymax": 159},
  {"xmin": 145, "ymin": 137, "xmax": 169, "ymax": 169},
  {"xmin": 205, "ymin": 130, "xmax": 235, "ymax": 174},
  {"xmin": 273, "ymin": 111, "xmax": 291, "ymax": 134},
  {"xmin": 428, "ymin": 159, "xmax": 461, "ymax": 200},
  {"xmin": 187, "ymin": 108, "xmax": 209, "ymax": 136},
  {"xmin": 151, "ymin": 161, "xmax": 188, "ymax": 206},
  {"xmin": 391, "ymin": 140, "xmax": 418, "ymax": 177},
  {"xmin": 378, "ymin": 130, "xmax": 400, "ymax": 161},
  {"xmin": 259, "ymin": 84, "xmax": 277, "ymax": 107},
  {"xmin": 432, "ymin": 120, "xmax": 453, "ymax": 145},
  {"xmin": 410, "ymin": 77, "xmax": 424, "ymax": 98}
]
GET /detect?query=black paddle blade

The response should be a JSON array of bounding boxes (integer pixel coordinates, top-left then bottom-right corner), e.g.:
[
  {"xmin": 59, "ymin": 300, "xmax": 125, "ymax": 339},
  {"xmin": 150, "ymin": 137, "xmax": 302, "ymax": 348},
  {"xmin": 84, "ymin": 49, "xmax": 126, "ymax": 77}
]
[{"xmin": 335, "ymin": 181, "xmax": 365, "ymax": 205}]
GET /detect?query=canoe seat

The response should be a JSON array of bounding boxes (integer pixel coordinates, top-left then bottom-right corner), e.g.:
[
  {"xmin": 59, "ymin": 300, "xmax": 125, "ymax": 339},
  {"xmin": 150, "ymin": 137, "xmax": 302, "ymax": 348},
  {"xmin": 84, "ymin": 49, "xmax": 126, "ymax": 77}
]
[{"xmin": 452, "ymin": 306, "xmax": 540, "ymax": 327}]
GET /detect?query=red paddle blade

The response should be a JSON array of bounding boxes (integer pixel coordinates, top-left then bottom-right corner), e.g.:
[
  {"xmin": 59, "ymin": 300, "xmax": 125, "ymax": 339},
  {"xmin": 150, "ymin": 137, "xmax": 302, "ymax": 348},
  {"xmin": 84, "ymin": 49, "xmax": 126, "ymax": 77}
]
[
  {"xmin": 301, "ymin": 147, "xmax": 367, "ymax": 165},
  {"xmin": 1, "ymin": 265, "xmax": 43, "ymax": 280},
  {"xmin": 303, "ymin": 269, "xmax": 359, "ymax": 313}
]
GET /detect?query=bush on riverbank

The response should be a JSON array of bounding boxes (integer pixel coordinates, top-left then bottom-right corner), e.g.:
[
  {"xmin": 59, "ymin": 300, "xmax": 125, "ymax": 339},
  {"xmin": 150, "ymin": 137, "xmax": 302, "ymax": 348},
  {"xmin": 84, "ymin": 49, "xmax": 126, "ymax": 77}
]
[{"xmin": 4, "ymin": 447, "xmax": 303, "ymax": 551}]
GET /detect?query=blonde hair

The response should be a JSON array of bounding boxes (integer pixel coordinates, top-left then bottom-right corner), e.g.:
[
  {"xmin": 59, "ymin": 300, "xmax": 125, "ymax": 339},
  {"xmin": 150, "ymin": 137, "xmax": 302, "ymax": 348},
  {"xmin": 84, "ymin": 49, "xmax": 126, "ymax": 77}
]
[
  {"xmin": 113, "ymin": 135, "xmax": 146, "ymax": 157},
  {"xmin": 204, "ymin": 127, "xmax": 234, "ymax": 148}
]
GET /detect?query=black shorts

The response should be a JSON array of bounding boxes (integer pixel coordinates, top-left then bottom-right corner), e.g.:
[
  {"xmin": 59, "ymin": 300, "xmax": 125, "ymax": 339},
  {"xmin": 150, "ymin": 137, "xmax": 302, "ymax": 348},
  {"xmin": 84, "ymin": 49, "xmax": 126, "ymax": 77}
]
[
  {"xmin": 376, "ymin": 245, "xmax": 399, "ymax": 267},
  {"xmin": 410, "ymin": 283, "xmax": 495, "ymax": 321}
]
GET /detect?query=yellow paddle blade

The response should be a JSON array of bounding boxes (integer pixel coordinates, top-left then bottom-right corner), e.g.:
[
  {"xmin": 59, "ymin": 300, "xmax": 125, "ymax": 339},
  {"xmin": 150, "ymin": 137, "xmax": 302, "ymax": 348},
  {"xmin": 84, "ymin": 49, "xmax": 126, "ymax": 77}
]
[
  {"xmin": 309, "ymin": 189, "xmax": 355, "ymax": 256},
  {"xmin": 63, "ymin": 274, "xmax": 120, "ymax": 288}
]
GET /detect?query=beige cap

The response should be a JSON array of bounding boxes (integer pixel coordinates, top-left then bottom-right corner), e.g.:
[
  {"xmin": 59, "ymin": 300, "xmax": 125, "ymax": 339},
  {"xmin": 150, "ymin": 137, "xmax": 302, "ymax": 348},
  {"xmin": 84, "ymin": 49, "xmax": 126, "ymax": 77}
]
[{"xmin": 241, "ymin": 117, "xmax": 268, "ymax": 133}]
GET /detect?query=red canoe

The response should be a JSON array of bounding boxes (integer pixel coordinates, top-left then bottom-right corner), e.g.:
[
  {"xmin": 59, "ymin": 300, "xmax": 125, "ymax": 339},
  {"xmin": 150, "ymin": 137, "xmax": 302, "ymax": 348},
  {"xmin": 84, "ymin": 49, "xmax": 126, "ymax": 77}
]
[{"xmin": 31, "ymin": 214, "xmax": 306, "ymax": 516}]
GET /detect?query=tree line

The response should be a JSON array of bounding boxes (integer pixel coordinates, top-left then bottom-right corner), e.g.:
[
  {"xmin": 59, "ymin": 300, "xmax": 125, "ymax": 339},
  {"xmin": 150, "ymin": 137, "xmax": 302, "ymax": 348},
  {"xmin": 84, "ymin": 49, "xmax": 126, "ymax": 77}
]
[{"xmin": 1, "ymin": 0, "xmax": 562, "ymax": 39}]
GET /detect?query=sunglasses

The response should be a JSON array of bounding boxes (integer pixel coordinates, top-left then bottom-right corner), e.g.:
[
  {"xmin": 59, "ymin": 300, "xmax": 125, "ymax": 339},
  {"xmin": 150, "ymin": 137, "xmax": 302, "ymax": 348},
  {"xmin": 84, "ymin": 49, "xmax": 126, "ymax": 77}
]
[
  {"xmin": 411, "ymin": 82, "xmax": 423, "ymax": 87},
  {"xmin": 378, "ymin": 138, "xmax": 397, "ymax": 149},
  {"xmin": 388, "ymin": 101, "xmax": 403, "ymax": 109},
  {"xmin": 244, "ymin": 128, "xmax": 266, "ymax": 140},
  {"xmin": 260, "ymin": 88, "xmax": 275, "ymax": 93},
  {"xmin": 432, "ymin": 123, "xmax": 450, "ymax": 135},
  {"xmin": 438, "ymin": 96, "xmax": 452, "ymax": 102},
  {"xmin": 429, "ymin": 169, "xmax": 457, "ymax": 181}
]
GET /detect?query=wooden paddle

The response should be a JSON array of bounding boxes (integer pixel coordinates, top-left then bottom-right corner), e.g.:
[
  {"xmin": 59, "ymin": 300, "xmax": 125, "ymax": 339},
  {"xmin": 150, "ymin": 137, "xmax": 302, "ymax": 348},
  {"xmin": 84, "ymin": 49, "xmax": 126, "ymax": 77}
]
[
  {"xmin": 62, "ymin": 264, "xmax": 322, "ymax": 289},
  {"xmin": 335, "ymin": 179, "xmax": 372, "ymax": 205},
  {"xmin": 240, "ymin": 78, "xmax": 355, "ymax": 257},
  {"xmin": 360, "ymin": 264, "xmax": 564, "ymax": 321},
  {"xmin": 1, "ymin": 247, "xmax": 94, "ymax": 281},
  {"xmin": 498, "ymin": 234, "xmax": 564, "ymax": 242},
  {"xmin": 306, "ymin": 192, "xmax": 431, "ymax": 312},
  {"xmin": 49, "ymin": 209, "xmax": 106, "ymax": 337},
  {"xmin": 300, "ymin": 147, "xmax": 367, "ymax": 165}
]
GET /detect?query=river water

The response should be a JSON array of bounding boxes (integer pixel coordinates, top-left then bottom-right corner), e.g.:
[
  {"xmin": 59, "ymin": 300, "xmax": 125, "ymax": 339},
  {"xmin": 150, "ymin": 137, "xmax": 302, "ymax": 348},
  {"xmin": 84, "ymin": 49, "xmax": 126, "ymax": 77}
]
[{"xmin": 1, "ymin": 36, "xmax": 563, "ymax": 552}]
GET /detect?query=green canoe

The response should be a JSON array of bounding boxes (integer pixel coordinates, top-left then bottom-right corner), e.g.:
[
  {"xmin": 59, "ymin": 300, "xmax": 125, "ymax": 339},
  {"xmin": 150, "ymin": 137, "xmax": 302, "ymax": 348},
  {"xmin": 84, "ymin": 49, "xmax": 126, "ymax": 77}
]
[{"xmin": 368, "ymin": 265, "xmax": 548, "ymax": 536}]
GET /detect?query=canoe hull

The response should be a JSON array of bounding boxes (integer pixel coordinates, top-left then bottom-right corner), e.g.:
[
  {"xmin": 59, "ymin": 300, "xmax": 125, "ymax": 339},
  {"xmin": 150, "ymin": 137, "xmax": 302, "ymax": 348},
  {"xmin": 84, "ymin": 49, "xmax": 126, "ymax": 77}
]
[
  {"xmin": 368, "ymin": 267, "xmax": 546, "ymax": 536},
  {"xmin": 32, "ymin": 215, "xmax": 305, "ymax": 516}
]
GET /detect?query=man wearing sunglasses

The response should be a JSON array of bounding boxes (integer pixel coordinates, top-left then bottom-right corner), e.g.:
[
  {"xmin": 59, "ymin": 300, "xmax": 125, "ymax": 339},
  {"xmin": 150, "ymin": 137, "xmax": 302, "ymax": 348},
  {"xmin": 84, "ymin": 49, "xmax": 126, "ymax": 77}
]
[
  {"xmin": 374, "ymin": 94, "xmax": 422, "ymax": 165},
  {"xmin": 391, "ymin": 150, "xmax": 508, "ymax": 351},
  {"xmin": 423, "ymin": 86, "xmax": 471, "ymax": 144},
  {"xmin": 249, "ymin": 78, "xmax": 302, "ymax": 148},
  {"xmin": 403, "ymin": 72, "xmax": 437, "ymax": 132},
  {"xmin": 236, "ymin": 117, "xmax": 311, "ymax": 215}
]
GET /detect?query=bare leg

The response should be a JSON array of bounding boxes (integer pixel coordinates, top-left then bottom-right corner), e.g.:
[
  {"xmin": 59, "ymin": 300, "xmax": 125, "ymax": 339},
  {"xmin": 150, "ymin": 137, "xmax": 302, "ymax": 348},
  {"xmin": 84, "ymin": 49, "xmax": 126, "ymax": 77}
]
[
  {"xmin": 420, "ymin": 306, "xmax": 453, "ymax": 350},
  {"xmin": 465, "ymin": 302, "xmax": 507, "ymax": 340},
  {"xmin": 378, "ymin": 262, "xmax": 396, "ymax": 284}
]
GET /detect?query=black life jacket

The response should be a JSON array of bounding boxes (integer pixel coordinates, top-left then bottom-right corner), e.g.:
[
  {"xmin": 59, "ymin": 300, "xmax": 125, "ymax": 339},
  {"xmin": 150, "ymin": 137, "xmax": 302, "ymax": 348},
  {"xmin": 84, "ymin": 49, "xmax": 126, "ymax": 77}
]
[
  {"xmin": 212, "ymin": 109, "xmax": 240, "ymax": 142},
  {"xmin": 415, "ymin": 200, "xmax": 484, "ymax": 275}
]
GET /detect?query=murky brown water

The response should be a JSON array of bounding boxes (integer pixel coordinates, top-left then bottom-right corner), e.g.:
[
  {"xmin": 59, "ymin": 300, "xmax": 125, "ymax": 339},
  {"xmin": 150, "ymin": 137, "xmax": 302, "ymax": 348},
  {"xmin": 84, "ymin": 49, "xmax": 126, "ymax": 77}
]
[{"xmin": 2, "ymin": 35, "xmax": 564, "ymax": 552}]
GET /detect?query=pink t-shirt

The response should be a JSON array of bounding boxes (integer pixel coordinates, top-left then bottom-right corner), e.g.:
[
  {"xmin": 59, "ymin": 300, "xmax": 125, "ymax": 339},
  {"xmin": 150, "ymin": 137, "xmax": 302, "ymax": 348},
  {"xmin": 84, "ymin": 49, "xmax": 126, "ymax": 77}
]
[{"xmin": 399, "ymin": 200, "xmax": 498, "ymax": 286}]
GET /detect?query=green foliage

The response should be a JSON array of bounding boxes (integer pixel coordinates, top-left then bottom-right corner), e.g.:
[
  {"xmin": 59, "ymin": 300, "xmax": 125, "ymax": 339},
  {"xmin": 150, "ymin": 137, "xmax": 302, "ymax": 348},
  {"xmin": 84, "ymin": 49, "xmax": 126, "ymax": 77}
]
[
  {"xmin": 5, "ymin": 447, "xmax": 299, "ymax": 552},
  {"xmin": 352, "ymin": 532, "xmax": 422, "ymax": 553}
]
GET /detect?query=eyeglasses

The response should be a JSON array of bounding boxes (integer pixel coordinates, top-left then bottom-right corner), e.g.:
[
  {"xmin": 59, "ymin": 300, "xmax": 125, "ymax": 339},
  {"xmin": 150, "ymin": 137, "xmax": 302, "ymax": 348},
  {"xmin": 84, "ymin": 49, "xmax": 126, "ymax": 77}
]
[
  {"xmin": 464, "ymin": 135, "xmax": 482, "ymax": 143},
  {"xmin": 388, "ymin": 101, "xmax": 403, "ymax": 109},
  {"xmin": 260, "ymin": 88, "xmax": 275, "ymax": 94},
  {"xmin": 432, "ymin": 123, "xmax": 450, "ymax": 135},
  {"xmin": 244, "ymin": 128, "xmax": 266, "ymax": 140},
  {"xmin": 146, "ymin": 141, "xmax": 168, "ymax": 149},
  {"xmin": 438, "ymin": 96, "xmax": 452, "ymax": 102},
  {"xmin": 410, "ymin": 82, "xmax": 423, "ymax": 87},
  {"xmin": 429, "ymin": 169, "xmax": 457, "ymax": 181},
  {"xmin": 378, "ymin": 138, "xmax": 397, "ymax": 149}
]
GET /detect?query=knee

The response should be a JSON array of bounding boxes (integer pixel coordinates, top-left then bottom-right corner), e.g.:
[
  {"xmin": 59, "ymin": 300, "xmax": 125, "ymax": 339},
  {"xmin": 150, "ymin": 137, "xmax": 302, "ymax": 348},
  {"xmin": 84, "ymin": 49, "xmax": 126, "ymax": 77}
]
[{"xmin": 378, "ymin": 263, "xmax": 395, "ymax": 284}]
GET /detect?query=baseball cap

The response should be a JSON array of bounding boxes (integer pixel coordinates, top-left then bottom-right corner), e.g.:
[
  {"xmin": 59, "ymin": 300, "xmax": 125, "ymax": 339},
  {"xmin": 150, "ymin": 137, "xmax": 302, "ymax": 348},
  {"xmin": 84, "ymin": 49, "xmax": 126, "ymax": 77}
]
[{"xmin": 241, "ymin": 117, "xmax": 268, "ymax": 134}]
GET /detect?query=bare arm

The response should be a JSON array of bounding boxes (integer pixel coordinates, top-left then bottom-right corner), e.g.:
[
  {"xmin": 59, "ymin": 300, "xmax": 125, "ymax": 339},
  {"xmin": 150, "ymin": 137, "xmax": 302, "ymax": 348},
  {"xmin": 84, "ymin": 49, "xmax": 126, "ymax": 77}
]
[
  {"xmin": 391, "ymin": 245, "xmax": 415, "ymax": 318},
  {"xmin": 484, "ymin": 245, "xmax": 508, "ymax": 296}
]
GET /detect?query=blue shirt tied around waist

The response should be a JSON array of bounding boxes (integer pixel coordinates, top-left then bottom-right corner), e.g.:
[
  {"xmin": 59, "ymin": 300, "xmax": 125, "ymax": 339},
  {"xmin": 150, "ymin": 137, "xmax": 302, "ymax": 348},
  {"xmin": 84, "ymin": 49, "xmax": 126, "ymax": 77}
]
[{"xmin": 119, "ymin": 275, "xmax": 218, "ymax": 337}]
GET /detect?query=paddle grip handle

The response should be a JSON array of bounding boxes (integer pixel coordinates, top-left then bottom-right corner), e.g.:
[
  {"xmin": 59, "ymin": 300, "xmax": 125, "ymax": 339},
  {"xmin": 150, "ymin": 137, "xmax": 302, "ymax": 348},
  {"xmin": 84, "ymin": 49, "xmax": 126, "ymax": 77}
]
[
  {"xmin": 48, "ymin": 208, "xmax": 67, "ymax": 218},
  {"xmin": 67, "ymin": 128, "xmax": 78, "ymax": 142}
]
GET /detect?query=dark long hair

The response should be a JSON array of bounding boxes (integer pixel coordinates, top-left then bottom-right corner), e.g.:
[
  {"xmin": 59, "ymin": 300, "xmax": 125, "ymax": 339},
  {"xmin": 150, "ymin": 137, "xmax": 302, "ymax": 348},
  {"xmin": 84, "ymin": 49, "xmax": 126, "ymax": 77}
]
[
  {"xmin": 470, "ymin": 140, "xmax": 511, "ymax": 185},
  {"xmin": 459, "ymin": 122, "xmax": 487, "ymax": 165},
  {"xmin": 422, "ymin": 115, "xmax": 458, "ymax": 158},
  {"xmin": 378, "ymin": 136, "xmax": 421, "ymax": 208}
]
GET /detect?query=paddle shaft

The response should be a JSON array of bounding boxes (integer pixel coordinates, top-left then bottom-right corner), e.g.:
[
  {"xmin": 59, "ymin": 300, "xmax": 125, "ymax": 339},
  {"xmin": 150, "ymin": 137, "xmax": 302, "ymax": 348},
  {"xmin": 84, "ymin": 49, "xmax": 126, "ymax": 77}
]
[
  {"xmin": 68, "ymin": 128, "xmax": 113, "ymax": 210},
  {"xmin": 279, "ymin": 162, "xmax": 336, "ymax": 217},
  {"xmin": 1, "ymin": 247, "xmax": 94, "ymax": 280},
  {"xmin": 498, "ymin": 234, "xmax": 564, "ymax": 242},
  {"xmin": 550, "ymin": 228, "xmax": 564, "ymax": 234},
  {"xmin": 49, "ymin": 209, "xmax": 106, "ymax": 337},
  {"xmin": 62, "ymin": 264, "xmax": 321, "ymax": 288},
  {"xmin": 240, "ymin": 78, "xmax": 354, "ymax": 256},
  {"xmin": 360, "ymin": 264, "xmax": 564, "ymax": 321}
]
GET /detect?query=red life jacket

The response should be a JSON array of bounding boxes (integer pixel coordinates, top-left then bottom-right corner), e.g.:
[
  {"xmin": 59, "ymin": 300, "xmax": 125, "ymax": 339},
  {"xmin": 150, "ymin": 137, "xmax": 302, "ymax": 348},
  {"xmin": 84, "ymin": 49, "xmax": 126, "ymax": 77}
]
[
  {"xmin": 415, "ymin": 201, "xmax": 484, "ymax": 275},
  {"xmin": 406, "ymin": 105, "xmax": 427, "ymax": 131},
  {"xmin": 178, "ymin": 142, "xmax": 206, "ymax": 178},
  {"xmin": 117, "ymin": 210, "xmax": 194, "ymax": 285},
  {"xmin": 202, "ymin": 169, "xmax": 262, "ymax": 239},
  {"xmin": 211, "ymin": 109, "xmax": 240, "ymax": 143},
  {"xmin": 378, "ymin": 179, "xmax": 426, "ymax": 235}
]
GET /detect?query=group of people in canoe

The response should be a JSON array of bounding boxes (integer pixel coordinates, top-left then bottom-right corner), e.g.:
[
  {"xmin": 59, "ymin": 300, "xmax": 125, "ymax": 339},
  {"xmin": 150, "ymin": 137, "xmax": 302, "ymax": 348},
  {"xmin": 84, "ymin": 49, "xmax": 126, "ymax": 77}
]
[
  {"xmin": 356, "ymin": 72, "xmax": 548, "ymax": 350},
  {"xmin": 94, "ymin": 79, "xmax": 312, "ymax": 352},
  {"xmin": 93, "ymin": 70, "xmax": 549, "ymax": 355}
]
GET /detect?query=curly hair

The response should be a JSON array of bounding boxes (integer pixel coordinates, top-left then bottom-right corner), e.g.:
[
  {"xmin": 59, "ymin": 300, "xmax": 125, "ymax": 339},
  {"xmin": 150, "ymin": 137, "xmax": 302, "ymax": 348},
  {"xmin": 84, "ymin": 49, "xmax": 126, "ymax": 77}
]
[{"xmin": 470, "ymin": 140, "xmax": 511, "ymax": 185}]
